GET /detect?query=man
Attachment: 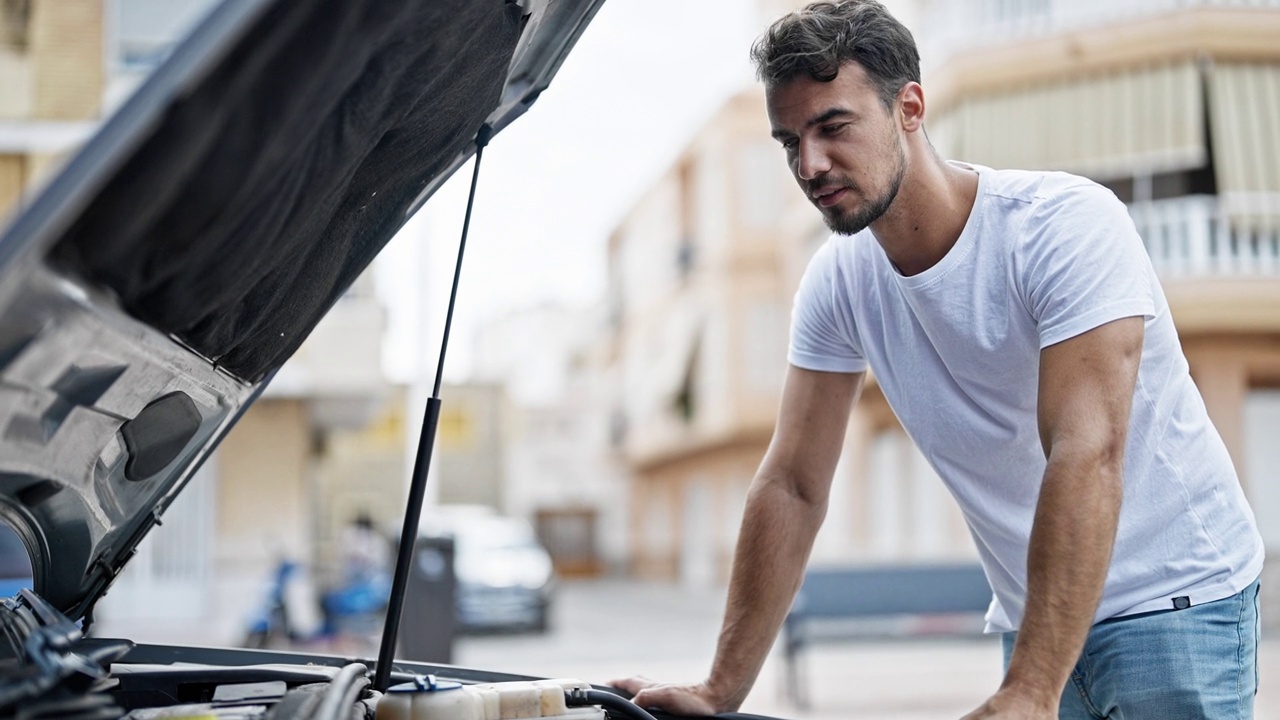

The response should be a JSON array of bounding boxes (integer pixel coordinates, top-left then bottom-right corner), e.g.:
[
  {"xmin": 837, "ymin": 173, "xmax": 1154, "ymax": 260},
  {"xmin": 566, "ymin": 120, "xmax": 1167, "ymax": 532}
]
[{"xmin": 611, "ymin": 2, "xmax": 1264, "ymax": 718}]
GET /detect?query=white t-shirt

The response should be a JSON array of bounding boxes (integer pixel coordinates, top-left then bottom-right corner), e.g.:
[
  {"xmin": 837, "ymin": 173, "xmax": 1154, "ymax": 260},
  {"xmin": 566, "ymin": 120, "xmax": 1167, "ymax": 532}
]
[{"xmin": 789, "ymin": 164, "xmax": 1264, "ymax": 633}]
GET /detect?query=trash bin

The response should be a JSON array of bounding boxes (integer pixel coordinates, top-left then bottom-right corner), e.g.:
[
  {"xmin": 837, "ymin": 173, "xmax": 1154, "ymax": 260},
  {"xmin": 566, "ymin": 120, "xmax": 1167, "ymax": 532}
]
[{"xmin": 396, "ymin": 535, "xmax": 457, "ymax": 663}]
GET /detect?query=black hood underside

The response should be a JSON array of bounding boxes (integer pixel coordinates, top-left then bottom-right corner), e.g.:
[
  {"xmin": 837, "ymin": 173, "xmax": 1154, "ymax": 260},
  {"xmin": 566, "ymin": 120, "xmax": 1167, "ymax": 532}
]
[
  {"xmin": 52, "ymin": 0, "xmax": 522, "ymax": 383},
  {"xmin": 0, "ymin": 0, "xmax": 604, "ymax": 620}
]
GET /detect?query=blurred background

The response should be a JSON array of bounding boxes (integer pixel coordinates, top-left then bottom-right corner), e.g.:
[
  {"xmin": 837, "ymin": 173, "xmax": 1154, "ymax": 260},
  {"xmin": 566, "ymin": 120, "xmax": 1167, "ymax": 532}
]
[{"xmin": 0, "ymin": 0, "xmax": 1278, "ymax": 717}]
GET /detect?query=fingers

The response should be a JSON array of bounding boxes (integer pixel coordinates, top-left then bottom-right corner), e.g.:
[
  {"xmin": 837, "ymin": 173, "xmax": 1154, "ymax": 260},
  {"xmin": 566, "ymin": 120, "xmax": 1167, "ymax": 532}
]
[
  {"xmin": 603, "ymin": 678, "xmax": 718, "ymax": 716},
  {"xmin": 630, "ymin": 685, "xmax": 716, "ymax": 717},
  {"xmin": 606, "ymin": 675, "xmax": 653, "ymax": 696}
]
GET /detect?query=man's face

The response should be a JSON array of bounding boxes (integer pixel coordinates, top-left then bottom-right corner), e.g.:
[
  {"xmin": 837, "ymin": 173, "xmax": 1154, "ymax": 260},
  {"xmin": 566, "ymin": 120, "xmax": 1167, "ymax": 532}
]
[{"xmin": 766, "ymin": 63, "xmax": 906, "ymax": 235}]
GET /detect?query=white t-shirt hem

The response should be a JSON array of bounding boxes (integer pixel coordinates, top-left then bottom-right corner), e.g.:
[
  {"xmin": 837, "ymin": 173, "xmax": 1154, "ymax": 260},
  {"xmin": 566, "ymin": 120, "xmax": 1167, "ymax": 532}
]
[
  {"xmin": 1039, "ymin": 298, "xmax": 1155, "ymax": 350},
  {"xmin": 787, "ymin": 352, "xmax": 868, "ymax": 374}
]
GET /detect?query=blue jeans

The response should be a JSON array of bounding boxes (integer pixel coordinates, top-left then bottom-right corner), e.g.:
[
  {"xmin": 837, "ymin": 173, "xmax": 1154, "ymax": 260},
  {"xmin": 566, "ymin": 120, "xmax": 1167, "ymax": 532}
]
[{"xmin": 1002, "ymin": 579, "xmax": 1261, "ymax": 719}]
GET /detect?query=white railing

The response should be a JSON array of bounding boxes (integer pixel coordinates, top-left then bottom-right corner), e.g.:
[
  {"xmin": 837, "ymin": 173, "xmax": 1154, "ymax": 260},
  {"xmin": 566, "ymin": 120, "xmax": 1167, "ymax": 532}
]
[
  {"xmin": 920, "ymin": 0, "xmax": 1280, "ymax": 65},
  {"xmin": 1129, "ymin": 195, "xmax": 1280, "ymax": 277}
]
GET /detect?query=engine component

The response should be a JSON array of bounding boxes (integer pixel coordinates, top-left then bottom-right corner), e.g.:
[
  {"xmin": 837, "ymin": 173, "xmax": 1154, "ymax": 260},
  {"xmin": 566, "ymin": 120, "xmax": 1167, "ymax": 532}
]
[{"xmin": 377, "ymin": 677, "xmax": 604, "ymax": 720}]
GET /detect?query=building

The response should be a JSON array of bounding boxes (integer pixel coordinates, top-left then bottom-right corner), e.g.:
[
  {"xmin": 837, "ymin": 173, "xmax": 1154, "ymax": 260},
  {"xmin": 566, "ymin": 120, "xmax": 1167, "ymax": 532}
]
[
  {"xmin": 471, "ymin": 304, "xmax": 630, "ymax": 576},
  {"xmin": 0, "ymin": 0, "xmax": 102, "ymax": 212},
  {"xmin": 607, "ymin": 0, "xmax": 1280, "ymax": 605}
]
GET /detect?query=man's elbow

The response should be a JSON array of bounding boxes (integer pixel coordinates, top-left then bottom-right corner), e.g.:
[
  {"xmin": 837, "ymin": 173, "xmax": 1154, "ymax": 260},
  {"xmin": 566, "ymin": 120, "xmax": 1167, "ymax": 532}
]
[
  {"xmin": 749, "ymin": 467, "xmax": 830, "ymax": 517},
  {"xmin": 1047, "ymin": 436, "xmax": 1127, "ymax": 497}
]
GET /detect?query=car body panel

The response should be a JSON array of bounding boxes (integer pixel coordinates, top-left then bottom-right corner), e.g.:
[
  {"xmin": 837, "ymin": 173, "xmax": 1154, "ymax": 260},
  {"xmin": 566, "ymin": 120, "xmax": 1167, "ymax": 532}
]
[{"xmin": 0, "ymin": 0, "xmax": 602, "ymax": 625}]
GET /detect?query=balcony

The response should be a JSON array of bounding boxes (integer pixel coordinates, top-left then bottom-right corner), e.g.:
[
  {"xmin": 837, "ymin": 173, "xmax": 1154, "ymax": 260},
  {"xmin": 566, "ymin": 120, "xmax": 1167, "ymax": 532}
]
[
  {"xmin": 1130, "ymin": 195, "xmax": 1280, "ymax": 278},
  {"xmin": 921, "ymin": 0, "xmax": 1280, "ymax": 64},
  {"xmin": 1130, "ymin": 194, "xmax": 1280, "ymax": 333}
]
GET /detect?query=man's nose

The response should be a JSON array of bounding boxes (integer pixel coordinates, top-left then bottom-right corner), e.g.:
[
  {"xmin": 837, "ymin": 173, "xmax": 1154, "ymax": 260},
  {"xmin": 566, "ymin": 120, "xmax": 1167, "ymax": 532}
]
[{"xmin": 795, "ymin": 139, "xmax": 830, "ymax": 181}]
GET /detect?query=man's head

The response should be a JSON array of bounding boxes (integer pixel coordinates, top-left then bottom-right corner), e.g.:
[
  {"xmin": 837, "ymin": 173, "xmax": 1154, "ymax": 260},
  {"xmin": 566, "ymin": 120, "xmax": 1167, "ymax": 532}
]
[
  {"xmin": 751, "ymin": 1, "xmax": 920, "ymax": 108},
  {"xmin": 754, "ymin": 1, "xmax": 924, "ymax": 235}
]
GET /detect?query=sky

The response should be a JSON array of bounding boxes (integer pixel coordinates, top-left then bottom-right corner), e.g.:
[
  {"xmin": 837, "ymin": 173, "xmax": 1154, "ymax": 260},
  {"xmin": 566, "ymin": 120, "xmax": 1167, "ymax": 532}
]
[{"xmin": 376, "ymin": 0, "xmax": 763, "ymax": 384}]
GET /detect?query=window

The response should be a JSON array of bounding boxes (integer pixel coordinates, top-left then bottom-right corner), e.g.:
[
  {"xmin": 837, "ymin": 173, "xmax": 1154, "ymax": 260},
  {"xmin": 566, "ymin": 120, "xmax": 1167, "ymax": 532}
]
[{"xmin": 0, "ymin": 0, "xmax": 29, "ymax": 51}]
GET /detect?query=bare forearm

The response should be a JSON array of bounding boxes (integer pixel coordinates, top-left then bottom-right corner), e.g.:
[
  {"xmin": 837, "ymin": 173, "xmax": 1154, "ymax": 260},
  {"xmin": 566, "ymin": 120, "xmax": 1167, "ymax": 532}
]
[
  {"xmin": 1002, "ymin": 455, "xmax": 1122, "ymax": 707},
  {"xmin": 706, "ymin": 476, "xmax": 826, "ymax": 711}
]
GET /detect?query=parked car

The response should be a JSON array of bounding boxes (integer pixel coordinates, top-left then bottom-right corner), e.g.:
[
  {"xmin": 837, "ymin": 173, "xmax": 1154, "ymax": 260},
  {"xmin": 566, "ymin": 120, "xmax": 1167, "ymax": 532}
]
[
  {"xmin": 424, "ymin": 511, "xmax": 555, "ymax": 634},
  {"xmin": 0, "ymin": 1, "xmax": 763, "ymax": 719}
]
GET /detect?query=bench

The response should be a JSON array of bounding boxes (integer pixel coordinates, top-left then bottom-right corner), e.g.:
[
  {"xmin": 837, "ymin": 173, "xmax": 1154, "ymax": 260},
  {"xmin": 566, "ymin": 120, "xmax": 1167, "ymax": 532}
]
[{"xmin": 781, "ymin": 563, "xmax": 993, "ymax": 709}]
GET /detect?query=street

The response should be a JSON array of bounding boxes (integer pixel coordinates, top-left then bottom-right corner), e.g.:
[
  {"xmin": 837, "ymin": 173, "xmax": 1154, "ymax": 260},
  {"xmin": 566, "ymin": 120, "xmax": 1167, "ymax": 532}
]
[{"xmin": 456, "ymin": 578, "xmax": 1280, "ymax": 720}]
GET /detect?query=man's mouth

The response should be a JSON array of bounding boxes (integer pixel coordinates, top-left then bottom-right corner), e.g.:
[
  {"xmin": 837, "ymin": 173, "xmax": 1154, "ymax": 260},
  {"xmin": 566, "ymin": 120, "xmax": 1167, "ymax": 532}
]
[{"xmin": 812, "ymin": 186, "xmax": 849, "ymax": 208}]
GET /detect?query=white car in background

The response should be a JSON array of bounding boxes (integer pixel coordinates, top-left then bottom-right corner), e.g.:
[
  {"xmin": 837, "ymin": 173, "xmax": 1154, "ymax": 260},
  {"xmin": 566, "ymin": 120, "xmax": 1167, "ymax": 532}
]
[{"xmin": 423, "ymin": 509, "xmax": 555, "ymax": 634}]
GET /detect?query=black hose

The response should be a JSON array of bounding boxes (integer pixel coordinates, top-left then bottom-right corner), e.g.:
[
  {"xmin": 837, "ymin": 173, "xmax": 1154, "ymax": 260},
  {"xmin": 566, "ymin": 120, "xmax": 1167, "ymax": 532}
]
[
  {"xmin": 313, "ymin": 662, "xmax": 369, "ymax": 720},
  {"xmin": 566, "ymin": 688, "xmax": 659, "ymax": 720}
]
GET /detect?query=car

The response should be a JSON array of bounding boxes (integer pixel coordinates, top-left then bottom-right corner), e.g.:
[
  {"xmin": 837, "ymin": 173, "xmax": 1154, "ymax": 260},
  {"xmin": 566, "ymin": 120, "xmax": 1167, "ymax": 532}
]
[
  {"xmin": 0, "ymin": 1, "xmax": 761, "ymax": 718},
  {"xmin": 423, "ymin": 511, "xmax": 556, "ymax": 634}
]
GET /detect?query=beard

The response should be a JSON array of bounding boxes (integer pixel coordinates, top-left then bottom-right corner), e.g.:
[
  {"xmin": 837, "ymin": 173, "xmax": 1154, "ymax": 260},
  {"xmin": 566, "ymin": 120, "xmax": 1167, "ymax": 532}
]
[{"xmin": 816, "ymin": 140, "xmax": 906, "ymax": 236}]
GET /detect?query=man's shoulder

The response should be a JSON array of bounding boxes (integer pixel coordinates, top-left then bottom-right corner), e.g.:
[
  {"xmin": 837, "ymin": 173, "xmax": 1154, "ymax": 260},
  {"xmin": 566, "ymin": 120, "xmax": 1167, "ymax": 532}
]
[
  {"xmin": 976, "ymin": 165, "xmax": 1105, "ymax": 205},
  {"xmin": 970, "ymin": 166, "xmax": 1122, "ymax": 235}
]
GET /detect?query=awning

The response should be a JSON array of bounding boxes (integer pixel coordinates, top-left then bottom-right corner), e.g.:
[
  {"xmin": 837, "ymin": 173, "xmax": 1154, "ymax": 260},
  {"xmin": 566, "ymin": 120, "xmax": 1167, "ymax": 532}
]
[
  {"xmin": 930, "ymin": 59, "xmax": 1207, "ymax": 180},
  {"xmin": 1207, "ymin": 62, "xmax": 1280, "ymax": 232},
  {"xmin": 648, "ymin": 310, "xmax": 703, "ymax": 410}
]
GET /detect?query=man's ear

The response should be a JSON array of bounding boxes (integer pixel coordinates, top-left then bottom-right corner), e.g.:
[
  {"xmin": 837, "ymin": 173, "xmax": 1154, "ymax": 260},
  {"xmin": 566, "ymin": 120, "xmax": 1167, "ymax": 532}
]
[{"xmin": 898, "ymin": 82, "xmax": 925, "ymax": 132}]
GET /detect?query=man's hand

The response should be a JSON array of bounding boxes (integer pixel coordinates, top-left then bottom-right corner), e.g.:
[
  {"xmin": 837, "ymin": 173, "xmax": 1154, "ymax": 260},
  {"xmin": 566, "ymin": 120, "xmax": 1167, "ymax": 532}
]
[
  {"xmin": 960, "ymin": 688, "xmax": 1057, "ymax": 719},
  {"xmin": 608, "ymin": 368, "xmax": 862, "ymax": 718},
  {"xmin": 607, "ymin": 676, "xmax": 723, "ymax": 717}
]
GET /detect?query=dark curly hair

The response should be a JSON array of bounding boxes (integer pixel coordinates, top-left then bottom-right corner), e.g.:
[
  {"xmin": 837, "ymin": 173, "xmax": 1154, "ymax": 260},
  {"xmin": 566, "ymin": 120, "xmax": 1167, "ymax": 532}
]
[{"xmin": 751, "ymin": 1, "xmax": 920, "ymax": 110}]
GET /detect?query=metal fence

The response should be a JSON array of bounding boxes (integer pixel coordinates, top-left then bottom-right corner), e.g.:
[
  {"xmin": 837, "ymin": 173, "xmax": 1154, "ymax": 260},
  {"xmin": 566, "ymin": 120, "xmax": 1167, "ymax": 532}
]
[{"xmin": 1130, "ymin": 194, "xmax": 1280, "ymax": 277}]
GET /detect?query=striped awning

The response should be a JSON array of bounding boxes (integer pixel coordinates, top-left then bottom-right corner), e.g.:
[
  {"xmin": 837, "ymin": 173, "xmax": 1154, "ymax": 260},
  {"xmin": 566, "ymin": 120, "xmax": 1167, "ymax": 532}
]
[
  {"xmin": 929, "ymin": 60, "xmax": 1207, "ymax": 180},
  {"xmin": 1207, "ymin": 62, "xmax": 1280, "ymax": 232}
]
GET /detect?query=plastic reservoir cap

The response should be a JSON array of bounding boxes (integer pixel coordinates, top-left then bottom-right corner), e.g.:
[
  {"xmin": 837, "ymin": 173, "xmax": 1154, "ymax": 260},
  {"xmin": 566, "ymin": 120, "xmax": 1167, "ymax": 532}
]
[{"xmin": 388, "ymin": 675, "xmax": 464, "ymax": 694}]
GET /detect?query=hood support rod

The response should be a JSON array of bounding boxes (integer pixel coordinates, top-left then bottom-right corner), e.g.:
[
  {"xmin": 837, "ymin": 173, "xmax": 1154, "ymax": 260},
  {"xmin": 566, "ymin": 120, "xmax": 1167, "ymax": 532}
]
[{"xmin": 374, "ymin": 124, "xmax": 493, "ymax": 692}]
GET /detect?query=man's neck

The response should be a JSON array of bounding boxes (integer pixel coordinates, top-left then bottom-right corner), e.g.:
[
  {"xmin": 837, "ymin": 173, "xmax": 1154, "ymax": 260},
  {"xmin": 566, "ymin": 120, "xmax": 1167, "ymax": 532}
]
[{"xmin": 870, "ymin": 157, "xmax": 979, "ymax": 277}]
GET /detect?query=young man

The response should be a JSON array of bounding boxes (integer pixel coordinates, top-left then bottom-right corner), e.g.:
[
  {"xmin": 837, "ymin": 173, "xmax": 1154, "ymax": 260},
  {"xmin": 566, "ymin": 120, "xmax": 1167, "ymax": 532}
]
[{"xmin": 611, "ymin": 2, "xmax": 1264, "ymax": 718}]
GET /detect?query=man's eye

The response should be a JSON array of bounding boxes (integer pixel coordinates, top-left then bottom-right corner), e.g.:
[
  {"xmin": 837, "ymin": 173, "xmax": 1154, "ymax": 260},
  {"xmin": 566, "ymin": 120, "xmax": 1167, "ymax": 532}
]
[
  {"xmin": 822, "ymin": 123, "xmax": 848, "ymax": 135},
  {"xmin": 781, "ymin": 139, "xmax": 798, "ymax": 151}
]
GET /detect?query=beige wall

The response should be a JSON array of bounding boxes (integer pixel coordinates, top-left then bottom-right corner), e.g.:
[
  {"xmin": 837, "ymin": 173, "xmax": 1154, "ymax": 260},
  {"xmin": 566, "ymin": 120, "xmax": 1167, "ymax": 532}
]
[
  {"xmin": 215, "ymin": 399, "xmax": 312, "ymax": 565},
  {"xmin": 0, "ymin": 155, "xmax": 25, "ymax": 218},
  {"xmin": 312, "ymin": 394, "xmax": 408, "ymax": 582},
  {"xmin": 0, "ymin": 0, "xmax": 103, "ymax": 217},
  {"xmin": 0, "ymin": 49, "xmax": 33, "ymax": 119},
  {"xmin": 29, "ymin": 0, "xmax": 102, "ymax": 120},
  {"xmin": 435, "ymin": 383, "xmax": 506, "ymax": 509},
  {"xmin": 629, "ymin": 442, "xmax": 759, "ymax": 582},
  {"xmin": 1184, "ymin": 334, "xmax": 1280, "ymax": 489}
]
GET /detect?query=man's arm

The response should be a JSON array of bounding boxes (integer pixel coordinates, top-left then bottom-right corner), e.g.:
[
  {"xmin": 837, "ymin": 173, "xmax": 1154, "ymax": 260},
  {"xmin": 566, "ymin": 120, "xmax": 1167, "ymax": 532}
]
[
  {"xmin": 964, "ymin": 316, "xmax": 1143, "ymax": 719},
  {"xmin": 611, "ymin": 365, "xmax": 864, "ymax": 715}
]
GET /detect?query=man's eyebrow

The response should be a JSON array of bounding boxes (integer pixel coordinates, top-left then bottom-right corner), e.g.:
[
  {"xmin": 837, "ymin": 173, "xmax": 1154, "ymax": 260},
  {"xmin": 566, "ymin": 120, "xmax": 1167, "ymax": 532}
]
[
  {"xmin": 770, "ymin": 107, "xmax": 855, "ymax": 141},
  {"xmin": 807, "ymin": 107, "xmax": 854, "ymax": 127}
]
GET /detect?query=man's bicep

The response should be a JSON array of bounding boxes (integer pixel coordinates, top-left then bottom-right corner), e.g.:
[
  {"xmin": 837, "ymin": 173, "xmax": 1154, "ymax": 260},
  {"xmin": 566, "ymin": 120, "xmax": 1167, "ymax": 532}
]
[
  {"xmin": 1037, "ymin": 316, "xmax": 1144, "ymax": 461},
  {"xmin": 760, "ymin": 365, "xmax": 864, "ymax": 504}
]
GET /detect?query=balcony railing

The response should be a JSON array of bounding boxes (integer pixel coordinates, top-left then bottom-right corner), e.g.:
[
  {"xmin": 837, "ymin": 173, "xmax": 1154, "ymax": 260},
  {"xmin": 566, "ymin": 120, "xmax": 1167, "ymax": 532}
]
[
  {"xmin": 920, "ymin": 0, "xmax": 1280, "ymax": 64},
  {"xmin": 1129, "ymin": 195, "xmax": 1280, "ymax": 278}
]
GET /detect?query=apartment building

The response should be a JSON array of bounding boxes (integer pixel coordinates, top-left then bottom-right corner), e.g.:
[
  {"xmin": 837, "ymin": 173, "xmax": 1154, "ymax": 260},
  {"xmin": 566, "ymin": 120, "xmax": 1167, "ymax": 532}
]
[{"xmin": 608, "ymin": 0, "xmax": 1280, "ymax": 593}]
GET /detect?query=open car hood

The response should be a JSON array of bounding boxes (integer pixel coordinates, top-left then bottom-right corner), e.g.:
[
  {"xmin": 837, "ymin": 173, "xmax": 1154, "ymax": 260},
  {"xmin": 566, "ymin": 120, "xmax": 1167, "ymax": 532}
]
[{"xmin": 0, "ymin": 0, "xmax": 604, "ymax": 622}]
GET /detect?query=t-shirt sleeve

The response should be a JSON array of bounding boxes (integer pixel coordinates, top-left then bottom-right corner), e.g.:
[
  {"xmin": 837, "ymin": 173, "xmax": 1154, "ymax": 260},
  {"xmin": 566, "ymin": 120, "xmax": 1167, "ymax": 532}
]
[
  {"xmin": 788, "ymin": 241, "xmax": 869, "ymax": 373},
  {"xmin": 1021, "ymin": 182, "xmax": 1157, "ymax": 349}
]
